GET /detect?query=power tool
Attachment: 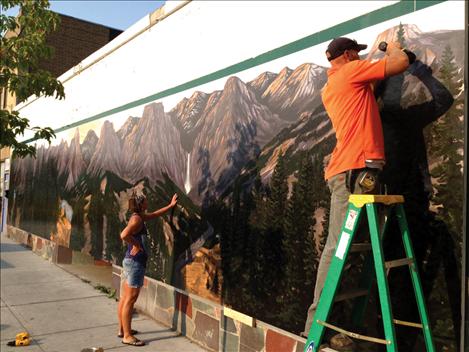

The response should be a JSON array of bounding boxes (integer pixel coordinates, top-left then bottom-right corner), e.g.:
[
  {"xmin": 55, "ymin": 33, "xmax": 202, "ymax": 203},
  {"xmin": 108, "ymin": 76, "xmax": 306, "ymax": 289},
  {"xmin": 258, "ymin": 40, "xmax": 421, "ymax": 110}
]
[
  {"xmin": 378, "ymin": 41, "xmax": 416, "ymax": 64},
  {"xmin": 6, "ymin": 332, "xmax": 30, "ymax": 347}
]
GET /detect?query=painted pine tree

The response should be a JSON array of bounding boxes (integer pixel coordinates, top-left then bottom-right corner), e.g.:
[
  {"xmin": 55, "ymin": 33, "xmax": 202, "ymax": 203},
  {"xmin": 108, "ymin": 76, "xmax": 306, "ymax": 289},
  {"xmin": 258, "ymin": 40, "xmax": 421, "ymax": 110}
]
[
  {"xmin": 88, "ymin": 191, "xmax": 104, "ymax": 259},
  {"xmin": 277, "ymin": 153, "xmax": 316, "ymax": 331},
  {"xmin": 220, "ymin": 178, "xmax": 241, "ymax": 304},
  {"xmin": 70, "ymin": 196, "xmax": 87, "ymax": 251},
  {"xmin": 103, "ymin": 187, "xmax": 125, "ymax": 262},
  {"xmin": 259, "ymin": 153, "xmax": 288, "ymax": 312},
  {"xmin": 237, "ymin": 187, "xmax": 258, "ymax": 312},
  {"xmin": 431, "ymin": 45, "xmax": 464, "ymax": 237},
  {"xmin": 245, "ymin": 172, "xmax": 268, "ymax": 315},
  {"xmin": 427, "ymin": 45, "xmax": 463, "ymax": 351},
  {"xmin": 396, "ymin": 22, "xmax": 407, "ymax": 48}
]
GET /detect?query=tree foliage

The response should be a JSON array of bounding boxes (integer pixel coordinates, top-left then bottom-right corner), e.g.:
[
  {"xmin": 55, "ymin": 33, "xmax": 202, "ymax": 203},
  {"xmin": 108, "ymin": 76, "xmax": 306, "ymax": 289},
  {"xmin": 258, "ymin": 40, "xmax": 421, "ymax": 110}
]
[
  {"xmin": 431, "ymin": 45, "xmax": 464, "ymax": 236},
  {"xmin": 277, "ymin": 153, "xmax": 317, "ymax": 330},
  {"xmin": 396, "ymin": 22, "xmax": 406, "ymax": 48},
  {"xmin": 260, "ymin": 153, "xmax": 288, "ymax": 299},
  {"xmin": 0, "ymin": 0, "xmax": 64, "ymax": 157}
]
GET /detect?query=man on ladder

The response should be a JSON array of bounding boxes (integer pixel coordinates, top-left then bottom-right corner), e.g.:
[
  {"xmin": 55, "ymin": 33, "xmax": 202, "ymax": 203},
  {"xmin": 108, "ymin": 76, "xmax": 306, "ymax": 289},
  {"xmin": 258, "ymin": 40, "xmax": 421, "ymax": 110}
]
[{"xmin": 302, "ymin": 36, "xmax": 409, "ymax": 348}]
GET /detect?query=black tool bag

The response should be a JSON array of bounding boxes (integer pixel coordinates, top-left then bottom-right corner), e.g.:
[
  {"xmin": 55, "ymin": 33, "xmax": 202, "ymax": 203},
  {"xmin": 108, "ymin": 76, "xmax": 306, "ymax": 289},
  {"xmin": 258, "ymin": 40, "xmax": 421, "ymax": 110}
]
[{"xmin": 346, "ymin": 168, "xmax": 382, "ymax": 194}]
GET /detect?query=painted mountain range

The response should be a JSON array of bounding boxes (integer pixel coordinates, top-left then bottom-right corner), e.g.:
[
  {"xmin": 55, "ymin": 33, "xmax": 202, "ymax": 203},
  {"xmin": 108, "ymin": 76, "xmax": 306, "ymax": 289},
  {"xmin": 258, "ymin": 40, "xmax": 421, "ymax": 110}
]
[{"xmin": 11, "ymin": 25, "xmax": 464, "ymax": 205}]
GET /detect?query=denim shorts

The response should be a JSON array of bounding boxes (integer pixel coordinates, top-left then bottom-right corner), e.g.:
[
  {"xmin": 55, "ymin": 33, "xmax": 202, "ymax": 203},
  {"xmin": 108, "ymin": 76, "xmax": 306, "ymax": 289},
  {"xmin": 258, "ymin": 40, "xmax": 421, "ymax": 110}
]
[{"xmin": 122, "ymin": 258, "xmax": 146, "ymax": 288}]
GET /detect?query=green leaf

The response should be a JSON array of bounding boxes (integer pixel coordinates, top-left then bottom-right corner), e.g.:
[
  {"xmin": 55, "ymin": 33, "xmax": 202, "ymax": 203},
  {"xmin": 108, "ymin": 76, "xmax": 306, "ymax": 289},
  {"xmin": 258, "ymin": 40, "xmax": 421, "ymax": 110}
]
[{"xmin": 1, "ymin": 0, "xmax": 64, "ymax": 158}]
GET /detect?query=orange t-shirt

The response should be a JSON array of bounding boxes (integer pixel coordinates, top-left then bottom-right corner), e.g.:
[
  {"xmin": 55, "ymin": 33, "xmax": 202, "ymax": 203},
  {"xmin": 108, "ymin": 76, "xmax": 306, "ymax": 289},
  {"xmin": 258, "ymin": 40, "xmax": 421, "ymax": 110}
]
[{"xmin": 322, "ymin": 58, "xmax": 387, "ymax": 180}]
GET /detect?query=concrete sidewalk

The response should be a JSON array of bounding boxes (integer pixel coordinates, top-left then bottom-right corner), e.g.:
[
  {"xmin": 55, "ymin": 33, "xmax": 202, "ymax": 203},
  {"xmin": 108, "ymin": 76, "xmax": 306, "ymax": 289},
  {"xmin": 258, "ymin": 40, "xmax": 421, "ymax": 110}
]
[{"xmin": 0, "ymin": 234, "xmax": 206, "ymax": 352}]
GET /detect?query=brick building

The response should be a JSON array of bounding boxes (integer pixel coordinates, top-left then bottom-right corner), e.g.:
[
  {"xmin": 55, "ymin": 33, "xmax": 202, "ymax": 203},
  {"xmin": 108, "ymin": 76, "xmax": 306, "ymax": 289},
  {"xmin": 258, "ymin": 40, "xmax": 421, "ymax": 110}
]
[{"xmin": 40, "ymin": 13, "xmax": 122, "ymax": 78}]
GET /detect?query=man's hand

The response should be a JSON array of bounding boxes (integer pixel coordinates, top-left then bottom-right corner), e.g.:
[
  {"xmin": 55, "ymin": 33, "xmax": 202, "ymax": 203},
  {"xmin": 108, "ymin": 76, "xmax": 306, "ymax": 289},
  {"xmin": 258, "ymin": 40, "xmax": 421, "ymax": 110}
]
[
  {"xmin": 384, "ymin": 41, "xmax": 409, "ymax": 77},
  {"xmin": 385, "ymin": 41, "xmax": 402, "ymax": 53},
  {"xmin": 170, "ymin": 194, "xmax": 178, "ymax": 208},
  {"xmin": 130, "ymin": 244, "xmax": 142, "ymax": 256}
]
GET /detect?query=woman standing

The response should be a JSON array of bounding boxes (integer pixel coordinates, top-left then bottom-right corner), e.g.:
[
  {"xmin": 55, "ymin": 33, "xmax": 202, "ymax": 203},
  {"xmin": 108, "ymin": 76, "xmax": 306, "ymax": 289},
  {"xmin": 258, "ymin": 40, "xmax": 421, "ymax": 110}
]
[{"xmin": 118, "ymin": 192, "xmax": 178, "ymax": 346}]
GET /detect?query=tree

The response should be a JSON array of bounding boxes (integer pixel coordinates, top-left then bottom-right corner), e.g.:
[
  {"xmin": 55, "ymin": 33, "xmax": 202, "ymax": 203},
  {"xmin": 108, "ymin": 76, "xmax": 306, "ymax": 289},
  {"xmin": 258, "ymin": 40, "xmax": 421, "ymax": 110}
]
[
  {"xmin": 1, "ymin": 0, "xmax": 64, "ymax": 158},
  {"xmin": 258, "ymin": 153, "xmax": 288, "ymax": 313},
  {"xmin": 396, "ymin": 22, "xmax": 406, "ymax": 48},
  {"xmin": 70, "ymin": 196, "xmax": 87, "ymax": 251},
  {"xmin": 431, "ymin": 45, "xmax": 464, "ymax": 236},
  {"xmin": 278, "ymin": 153, "xmax": 316, "ymax": 332},
  {"xmin": 88, "ymin": 190, "xmax": 104, "ymax": 259}
]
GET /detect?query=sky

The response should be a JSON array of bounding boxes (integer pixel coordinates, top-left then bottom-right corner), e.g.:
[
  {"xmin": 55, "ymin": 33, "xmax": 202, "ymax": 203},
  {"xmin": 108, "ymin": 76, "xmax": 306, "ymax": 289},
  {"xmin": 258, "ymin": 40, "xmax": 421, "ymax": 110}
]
[{"xmin": 3, "ymin": 0, "xmax": 166, "ymax": 30}]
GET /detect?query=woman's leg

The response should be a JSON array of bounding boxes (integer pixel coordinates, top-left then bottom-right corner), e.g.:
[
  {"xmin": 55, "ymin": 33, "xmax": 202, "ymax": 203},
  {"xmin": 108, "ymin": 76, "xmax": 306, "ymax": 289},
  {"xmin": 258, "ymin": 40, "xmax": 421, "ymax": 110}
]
[
  {"xmin": 122, "ymin": 282, "xmax": 141, "ymax": 341},
  {"xmin": 118, "ymin": 288, "xmax": 125, "ymax": 335}
]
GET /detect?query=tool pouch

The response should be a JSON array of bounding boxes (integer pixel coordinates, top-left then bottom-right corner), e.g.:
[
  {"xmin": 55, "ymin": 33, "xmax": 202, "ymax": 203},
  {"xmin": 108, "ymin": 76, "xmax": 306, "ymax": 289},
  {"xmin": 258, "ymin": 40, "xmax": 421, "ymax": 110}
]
[{"xmin": 346, "ymin": 168, "xmax": 381, "ymax": 194}]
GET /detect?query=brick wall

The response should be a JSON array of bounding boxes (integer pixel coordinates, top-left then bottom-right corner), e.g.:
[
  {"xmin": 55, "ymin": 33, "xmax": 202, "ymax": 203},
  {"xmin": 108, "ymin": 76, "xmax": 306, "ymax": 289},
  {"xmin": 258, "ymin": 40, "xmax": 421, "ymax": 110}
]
[{"xmin": 40, "ymin": 14, "xmax": 122, "ymax": 78}]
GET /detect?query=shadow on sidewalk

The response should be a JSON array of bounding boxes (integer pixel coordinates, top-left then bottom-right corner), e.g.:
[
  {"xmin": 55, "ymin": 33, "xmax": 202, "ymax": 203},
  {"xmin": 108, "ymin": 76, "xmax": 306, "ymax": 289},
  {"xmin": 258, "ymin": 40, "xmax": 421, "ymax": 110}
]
[
  {"xmin": 0, "ymin": 242, "xmax": 28, "ymax": 253},
  {"xmin": 0, "ymin": 259, "xmax": 15, "ymax": 269}
]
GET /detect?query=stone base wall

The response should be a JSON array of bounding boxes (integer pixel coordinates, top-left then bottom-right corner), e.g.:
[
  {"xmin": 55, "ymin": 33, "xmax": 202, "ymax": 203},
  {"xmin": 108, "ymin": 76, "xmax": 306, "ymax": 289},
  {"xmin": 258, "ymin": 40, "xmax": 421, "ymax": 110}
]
[
  {"xmin": 6, "ymin": 224, "xmax": 307, "ymax": 352},
  {"xmin": 113, "ymin": 265, "xmax": 307, "ymax": 352},
  {"xmin": 8, "ymin": 225, "xmax": 75, "ymax": 265}
]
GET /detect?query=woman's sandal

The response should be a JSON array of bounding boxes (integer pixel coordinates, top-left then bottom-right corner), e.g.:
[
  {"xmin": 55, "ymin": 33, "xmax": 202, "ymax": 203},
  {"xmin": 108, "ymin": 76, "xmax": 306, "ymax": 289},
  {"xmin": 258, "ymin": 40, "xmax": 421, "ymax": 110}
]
[
  {"xmin": 121, "ymin": 338, "xmax": 145, "ymax": 346},
  {"xmin": 117, "ymin": 329, "xmax": 139, "ymax": 338}
]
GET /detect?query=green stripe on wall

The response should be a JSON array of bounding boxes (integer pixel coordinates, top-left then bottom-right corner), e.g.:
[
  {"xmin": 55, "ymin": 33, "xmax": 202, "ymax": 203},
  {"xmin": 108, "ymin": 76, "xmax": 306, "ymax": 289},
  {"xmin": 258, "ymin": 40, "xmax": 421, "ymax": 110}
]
[{"xmin": 24, "ymin": 0, "xmax": 445, "ymax": 143}]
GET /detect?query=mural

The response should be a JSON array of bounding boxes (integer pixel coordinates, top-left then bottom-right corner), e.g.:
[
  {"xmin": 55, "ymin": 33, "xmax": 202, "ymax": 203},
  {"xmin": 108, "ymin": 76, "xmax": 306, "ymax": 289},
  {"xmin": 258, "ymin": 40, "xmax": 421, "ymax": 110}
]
[{"xmin": 9, "ymin": 22, "xmax": 464, "ymax": 351}]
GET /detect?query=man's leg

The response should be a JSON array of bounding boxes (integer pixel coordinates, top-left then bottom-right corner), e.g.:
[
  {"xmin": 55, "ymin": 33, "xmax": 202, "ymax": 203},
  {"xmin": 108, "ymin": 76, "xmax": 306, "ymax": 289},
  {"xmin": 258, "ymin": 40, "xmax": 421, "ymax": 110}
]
[{"xmin": 303, "ymin": 173, "xmax": 350, "ymax": 335}]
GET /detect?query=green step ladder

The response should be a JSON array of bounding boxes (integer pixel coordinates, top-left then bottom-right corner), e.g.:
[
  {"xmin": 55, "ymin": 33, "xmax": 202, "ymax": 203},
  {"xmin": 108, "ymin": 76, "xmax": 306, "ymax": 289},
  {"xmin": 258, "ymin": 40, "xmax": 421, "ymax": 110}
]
[{"xmin": 304, "ymin": 195, "xmax": 435, "ymax": 352}]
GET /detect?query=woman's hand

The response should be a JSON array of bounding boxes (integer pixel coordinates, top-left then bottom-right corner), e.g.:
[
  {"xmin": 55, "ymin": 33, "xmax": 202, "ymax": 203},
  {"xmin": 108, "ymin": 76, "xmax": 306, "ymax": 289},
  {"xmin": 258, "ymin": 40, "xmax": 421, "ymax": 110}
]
[
  {"xmin": 141, "ymin": 194, "xmax": 179, "ymax": 221},
  {"xmin": 130, "ymin": 244, "xmax": 142, "ymax": 256},
  {"xmin": 170, "ymin": 193, "xmax": 178, "ymax": 208}
]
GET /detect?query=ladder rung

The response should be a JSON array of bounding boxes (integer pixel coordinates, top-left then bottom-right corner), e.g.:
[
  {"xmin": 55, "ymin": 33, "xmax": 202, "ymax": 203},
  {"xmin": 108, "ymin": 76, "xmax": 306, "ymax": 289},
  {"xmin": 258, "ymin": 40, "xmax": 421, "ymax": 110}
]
[
  {"xmin": 320, "ymin": 348, "xmax": 339, "ymax": 352},
  {"xmin": 378, "ymin": 315, "xmax": 424, "ymax": 329},
  {"xmin": 335, "ymin": 289, "xmax": 368, "ymax": 302},
  {"xmin": 393, "ymin": 319, "xmax": 423, "ymax": 329},
  {"xmin": 385, "ymin": 258, "xmax": 414, "ymax": 269},
  {"xmin": 316, "ymin": 320, "xmax": 391, "ymax": 345},
  {"xmin": 350, "ymin": 243, "xmax": 371, "ymax": 252}
]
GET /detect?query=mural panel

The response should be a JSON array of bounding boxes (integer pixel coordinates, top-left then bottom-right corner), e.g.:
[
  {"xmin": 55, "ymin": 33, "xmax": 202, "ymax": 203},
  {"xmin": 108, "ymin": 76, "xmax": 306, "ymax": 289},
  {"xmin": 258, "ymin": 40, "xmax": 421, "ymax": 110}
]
[{"xmin": 9, "ymin": 5, "xmax": 464, "ymax": 351}]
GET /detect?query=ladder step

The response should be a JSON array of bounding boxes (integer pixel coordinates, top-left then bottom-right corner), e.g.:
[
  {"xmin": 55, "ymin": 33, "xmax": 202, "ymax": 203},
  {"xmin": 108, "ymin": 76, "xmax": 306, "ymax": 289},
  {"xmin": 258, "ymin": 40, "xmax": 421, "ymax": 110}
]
[
  {"xmin": 320, "ymin": 348, "xmax": 339, "ymax": 352},
  {"xmin": 384, "ymin": 258, "xmax": 414, "ymax": 269},
  {"xmin": 335, "ymin": 289, "xmax": 368, "ymax": 302},
  {"xmin": 350, "ymin": 243, "xmax": 372, "ymax": 252}
]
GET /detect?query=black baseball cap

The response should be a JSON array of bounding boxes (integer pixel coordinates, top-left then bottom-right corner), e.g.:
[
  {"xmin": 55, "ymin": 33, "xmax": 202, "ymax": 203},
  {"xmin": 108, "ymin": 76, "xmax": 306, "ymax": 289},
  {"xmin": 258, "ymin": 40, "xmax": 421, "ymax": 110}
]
[{"xmin": 326, "ymin": 37, "xmax": 367, "ymax": 61}]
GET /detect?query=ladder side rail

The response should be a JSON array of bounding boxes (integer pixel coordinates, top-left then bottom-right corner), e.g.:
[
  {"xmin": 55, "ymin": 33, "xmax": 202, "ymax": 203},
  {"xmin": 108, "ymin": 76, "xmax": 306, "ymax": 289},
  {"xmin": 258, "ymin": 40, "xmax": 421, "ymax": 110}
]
[
  {"xmin": 351, "ymin": 205, "xmax": 393, "ymax": 327},
  {"xmin": 395, "ymin": 204, "xmax": 436, "ymax": 352},
  {"xmin": 305, "ymin": 204, "xmax": 364, "ymax": 352},
  {"xmin": 366, "ymin": 203, "xmax": 398, "ymax": 352}
]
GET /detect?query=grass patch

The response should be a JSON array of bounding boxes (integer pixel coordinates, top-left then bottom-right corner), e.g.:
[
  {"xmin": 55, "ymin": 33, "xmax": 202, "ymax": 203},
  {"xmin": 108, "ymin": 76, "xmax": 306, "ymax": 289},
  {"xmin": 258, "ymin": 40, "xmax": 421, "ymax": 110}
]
[{"xmin": 93, "ymin": 284, "xmax": 116, "ymax": 299}]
